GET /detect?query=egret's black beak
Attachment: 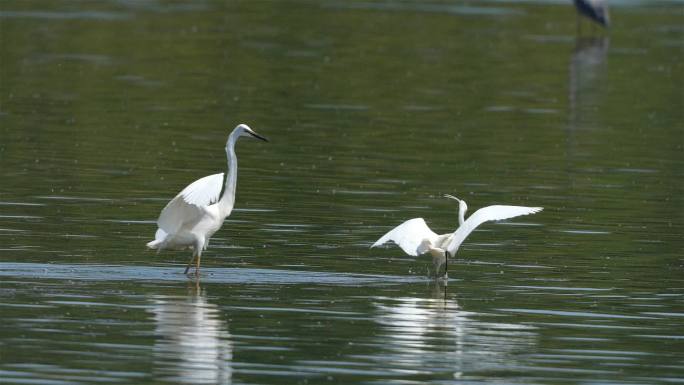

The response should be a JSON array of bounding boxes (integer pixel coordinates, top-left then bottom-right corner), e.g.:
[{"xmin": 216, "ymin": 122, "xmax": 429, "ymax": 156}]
[{"xmin": 249, "ymin": 130, "xmax": 269, "ymax": 142}]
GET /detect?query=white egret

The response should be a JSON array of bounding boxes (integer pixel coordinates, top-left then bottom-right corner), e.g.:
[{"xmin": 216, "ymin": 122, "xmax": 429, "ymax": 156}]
[
  {"xmin": 573, "ymin": 0, "xmax": 610, "ymax": 28},
  {"xmin": 371, "ymin": 195, "xmax": 542, "ymax": 277},
  {"xmin": 146, "ymin": 123, "xmax": 268, "ymax": 274}
]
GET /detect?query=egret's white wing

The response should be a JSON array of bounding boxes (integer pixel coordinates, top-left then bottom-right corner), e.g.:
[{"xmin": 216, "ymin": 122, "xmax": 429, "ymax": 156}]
[
  {"xmin": 446, "ymin": 205, "xmax": 542, "ymax": 255},
  {"xmin": 179, "ymin": 173, "xmax": 225, "ymax": 207},
  {"xmin": 371, "ymin": 218, "xmax": 439, "ymax": 257},
  {"xmin": 157, "ymin": 173, "xmax": 225, "ymax": 234}
]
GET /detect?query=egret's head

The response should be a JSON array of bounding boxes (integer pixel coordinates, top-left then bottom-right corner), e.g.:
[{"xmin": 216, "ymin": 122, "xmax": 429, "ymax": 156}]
[
  {"xmin": 235, "ymin": 123, "xmax": 269, "ymax": 142},
  {"xmin": 444, "ymin": 194, "xmax": 467, "ymax": 212}
]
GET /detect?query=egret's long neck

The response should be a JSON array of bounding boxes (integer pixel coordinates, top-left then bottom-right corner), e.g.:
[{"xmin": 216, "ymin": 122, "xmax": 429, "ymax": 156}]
[
  {"xmin": 458, "ymin": 204, "xmax": 466, "ymax": 226},
  {"xmin": 218, "ymin": 134, "xmax": 239, "ymax": 218}
]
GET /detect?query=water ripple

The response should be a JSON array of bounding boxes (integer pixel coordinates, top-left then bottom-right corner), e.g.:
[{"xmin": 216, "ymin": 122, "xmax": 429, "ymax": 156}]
[
  {"xmin": 0, "ymin": 262, "xmax": 422, "ymax": 286},
  {"xmin": 497, "ymin": 308, "xmax": 658, "ymax": 320}
]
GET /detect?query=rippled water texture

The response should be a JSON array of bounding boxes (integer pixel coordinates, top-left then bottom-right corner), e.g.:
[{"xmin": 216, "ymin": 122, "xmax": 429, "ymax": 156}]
[{"xmin": 1, "ymin": 0, "xmax": 683, "ymax": 384}]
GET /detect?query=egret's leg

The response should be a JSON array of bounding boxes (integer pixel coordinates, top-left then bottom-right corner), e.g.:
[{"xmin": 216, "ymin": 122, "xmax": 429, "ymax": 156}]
[
  {"xmin": 195, "ymin": 250, "xmax": 202, "ymax": 275},
  {"xmin": 193, "ymin": 238, "xmax": 204, "ymax": 276},
  {"xmin": 429, "ymin": 248, "xmax": 446, "ymax": 279},
  {"xmin": 444, "ymin": 251, "xmax": 450, "ymax": 278},
  {"xmin": 184, "ymin": 254, "xmax": 196, "ymax": 275}
]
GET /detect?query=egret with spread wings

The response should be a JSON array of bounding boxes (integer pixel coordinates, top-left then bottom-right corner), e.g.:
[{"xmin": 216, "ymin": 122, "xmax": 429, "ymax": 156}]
[
  {"xmin": 372, "ymin": 195, "xmax": 542, "ymax": 277},
  {"xmin": 147, "ymin": 123, "xmax": 268, "ymax": 274}
]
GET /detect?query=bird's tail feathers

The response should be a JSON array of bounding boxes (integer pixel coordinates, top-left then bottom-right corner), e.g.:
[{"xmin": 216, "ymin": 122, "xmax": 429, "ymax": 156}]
[
  {"xmin": 146, "ymin": 228, "xmax": 168, "ymax": 250},
  {"xmin": 146, "ymin": 239, "xmax": 161, "ymax": 249}
]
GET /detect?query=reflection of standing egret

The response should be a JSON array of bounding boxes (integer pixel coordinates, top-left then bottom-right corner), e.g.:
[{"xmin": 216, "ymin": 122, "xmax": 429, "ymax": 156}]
[
  {"xmin": 573, "ymin": 0, "xmax": 610, "ymax": 29},
  {"xmin": 147, "ymin": 124, "xmax": 268, "ymax": 275},
  {"xmin": 150, "ymin": 283, "xmax": 232, "ymax": 384},
  {"xmin": 372, "ymin": 195, "xmax": 542, "ymax": 277},
  {"xmin": 569, "ymin": 36, "xmax": 610, "ymax": 130},
  {"xmin": 566, "ymin": 36, "xmax": 609, "ymax": 191}
]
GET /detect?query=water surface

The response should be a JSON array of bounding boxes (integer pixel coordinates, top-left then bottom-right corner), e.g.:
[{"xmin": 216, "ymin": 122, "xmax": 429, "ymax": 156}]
[{"xmin": 1, "ymin": 0, "xmax": 682, "ymax": 384}]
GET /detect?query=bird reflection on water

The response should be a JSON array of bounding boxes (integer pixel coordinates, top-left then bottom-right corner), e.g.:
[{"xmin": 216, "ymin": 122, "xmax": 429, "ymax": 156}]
[
  {"xmin": 567, "ymin": 35, "xmax": 610, "ymax": 169},
  {"xmin": 371, "ymin": 281, "xmax": 537, "ymax": 377},
  {"xmin": 569, "ymin": 36, "xmax": 610, "ymax": 127},
  {"xmin": 150, "ymin": 280, "xmax": 233, "ymax": 384}
]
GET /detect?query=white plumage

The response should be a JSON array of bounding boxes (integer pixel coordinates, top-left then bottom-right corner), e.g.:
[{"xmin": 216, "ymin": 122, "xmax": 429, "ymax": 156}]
[
  {"xmin": 372, "ymin": 195, "xmax": 542, "ymax": 276},
  {"xmin": 156, "ymin": 173, "xmax": 224, "ymax": 238},
  {"xmin": 147, "ymin": 124, "xmax": 268, "ymax": 274},
  {"xmin": 372, "ymin": 218, "xmax": 440, "ymax": 257},
  {"xmin": 446, "ymin": 204, "xmax": 543, "ymax": 256}
]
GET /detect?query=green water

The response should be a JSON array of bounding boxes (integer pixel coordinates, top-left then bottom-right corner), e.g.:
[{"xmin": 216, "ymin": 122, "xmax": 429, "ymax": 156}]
[{"xmin": 1, "ymin": 1, "xmax": 683, "ymax": 384}]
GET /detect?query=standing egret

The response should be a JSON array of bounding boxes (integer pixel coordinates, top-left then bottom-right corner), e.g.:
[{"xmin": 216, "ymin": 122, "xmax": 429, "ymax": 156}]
[
  {"xmin": 147, "ymin": 123, "xmax": 268, "ymax": 274},
  {"xmin": 573, "ymin": 0, "xmax": 610, "ymax": 28},
  {"xmin": 371, "ymin": 195, "xmax": 542, "ymax": 277}
]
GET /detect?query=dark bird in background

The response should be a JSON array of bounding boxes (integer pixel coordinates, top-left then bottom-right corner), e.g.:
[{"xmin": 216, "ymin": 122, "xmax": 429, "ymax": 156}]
[{"xmin": 573, "ymin": 0, "xmax": 610, "ymax": 28}]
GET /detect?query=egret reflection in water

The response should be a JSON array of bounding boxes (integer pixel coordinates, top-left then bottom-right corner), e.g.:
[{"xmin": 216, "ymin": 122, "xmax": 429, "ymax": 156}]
[
  {"xmin": 566, "ymin": 36, "xmax": 610, "ymax": 180},
  {"xmin": 569, "ymin": 36, "xmax": 610, "ymax": 131},
  {"xmin": 371, "ymin": 282, "xmax": 537, "ymax": 376},
  {"xmin": 150, "ymin": 282, "xmax": 233, "ymax": 384}
]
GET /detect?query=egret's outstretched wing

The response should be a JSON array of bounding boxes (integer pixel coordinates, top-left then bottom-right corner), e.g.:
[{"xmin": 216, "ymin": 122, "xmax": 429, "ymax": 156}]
[
  {"xmin": 446, "ymin": 205, "xmax": 543, "ymax": 255},
  {"xmin": 371, "ymin": 218, "xmax": 439, "ymax": 257},
  {"xmin": 157, "ymin": 173, "xmax": 225, "ymax": 234}
]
